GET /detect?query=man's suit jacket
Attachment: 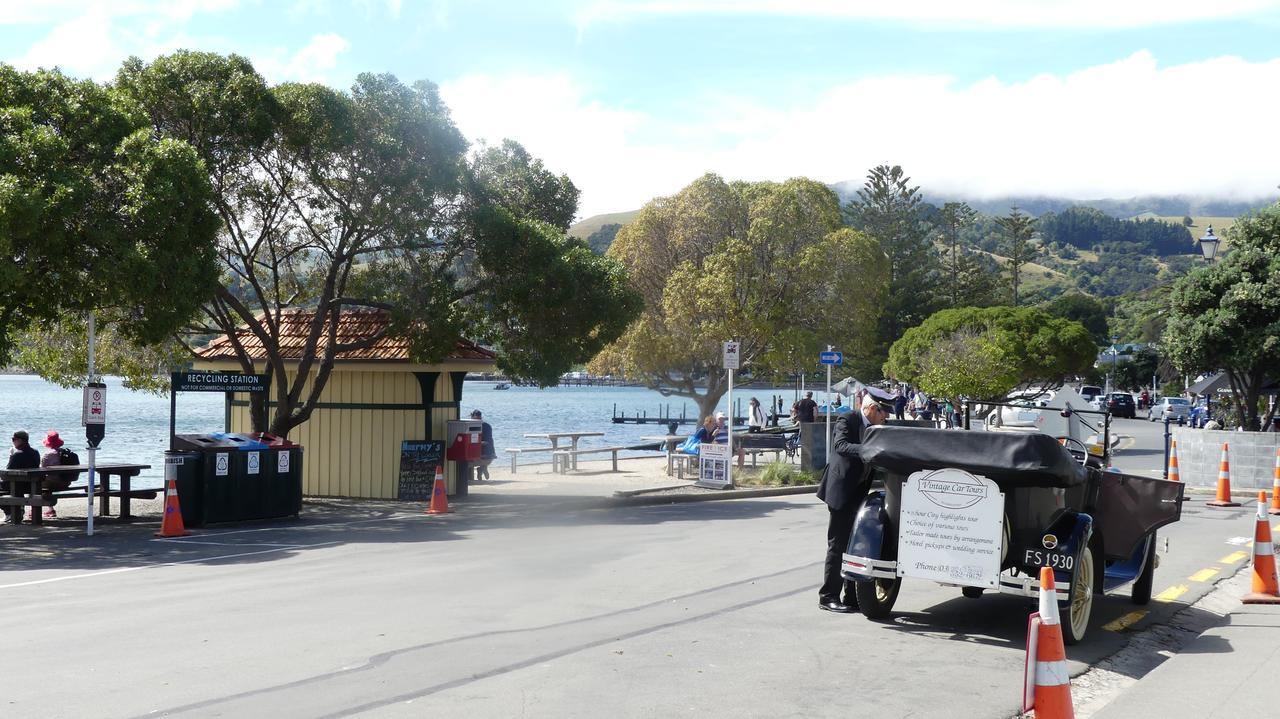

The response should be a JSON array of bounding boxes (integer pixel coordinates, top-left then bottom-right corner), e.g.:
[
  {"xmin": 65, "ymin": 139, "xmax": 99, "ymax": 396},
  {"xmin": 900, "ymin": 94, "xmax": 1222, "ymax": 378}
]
[{"xmin": 816, "ymin": 410, "xmax": 869, "ymax": 511}]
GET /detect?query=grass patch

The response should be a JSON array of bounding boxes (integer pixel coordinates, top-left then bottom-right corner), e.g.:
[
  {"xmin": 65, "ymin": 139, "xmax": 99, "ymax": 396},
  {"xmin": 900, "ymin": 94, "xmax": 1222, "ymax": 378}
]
[{"xmin": 735, "ymin": 461, "xmax": 819, "ymax": 487}]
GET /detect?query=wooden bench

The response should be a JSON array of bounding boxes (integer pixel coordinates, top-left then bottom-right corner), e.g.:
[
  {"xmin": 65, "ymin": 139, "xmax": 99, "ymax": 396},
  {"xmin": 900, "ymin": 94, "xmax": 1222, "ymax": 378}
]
[
  {"xmin": 741, "ymin": 448, "xmax": 787, "ymax": 467},
  {"xmin": 550, "ymin": 446, "xmax": 633, "ymax": 474},
  {"xmin": 504, "ymin": 446, "xmax": 558, "ymax": 473},
  {"xmin": 1, "ymin": 463, "xmax": 152, "ymax": 525}
]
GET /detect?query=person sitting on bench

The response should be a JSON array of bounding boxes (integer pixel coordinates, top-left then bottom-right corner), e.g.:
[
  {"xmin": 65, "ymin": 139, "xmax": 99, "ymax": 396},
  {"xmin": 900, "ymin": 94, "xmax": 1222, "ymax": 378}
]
[
  {"xmin": 3, "ymin": 430, "xmax": 40, "ymax": 523},
  {"xmin": 38, "ymin": 431, "xmax": 79, "ymax": 519}
]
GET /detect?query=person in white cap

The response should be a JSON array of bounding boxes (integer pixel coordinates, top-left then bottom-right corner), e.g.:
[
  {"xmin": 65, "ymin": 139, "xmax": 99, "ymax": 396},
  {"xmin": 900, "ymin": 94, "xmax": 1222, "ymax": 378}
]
[{"xmin": 815, "ymin": 386, "xmax": 892, "ymax": 613}]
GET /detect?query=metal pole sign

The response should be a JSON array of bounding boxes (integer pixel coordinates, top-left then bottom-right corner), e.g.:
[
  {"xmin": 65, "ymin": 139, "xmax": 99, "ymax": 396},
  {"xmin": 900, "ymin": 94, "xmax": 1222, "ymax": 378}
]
[
  {"xmin": 83, "ymin": 313, "xmax": 103, "ymax": 537},
  {"xmin": 722, "ymin": 341, "xmax": 739, "ymax": 489},
  {"xmin": 821, "ymin": 347, "xmax": 841, "ymax": 465}
]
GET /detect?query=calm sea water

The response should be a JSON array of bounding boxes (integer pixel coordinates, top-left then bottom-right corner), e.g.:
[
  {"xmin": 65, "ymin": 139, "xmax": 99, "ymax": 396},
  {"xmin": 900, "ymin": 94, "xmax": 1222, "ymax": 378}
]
[{"xmin": 0, "ymin": 375, "xmax": 802, "ymax": 488}]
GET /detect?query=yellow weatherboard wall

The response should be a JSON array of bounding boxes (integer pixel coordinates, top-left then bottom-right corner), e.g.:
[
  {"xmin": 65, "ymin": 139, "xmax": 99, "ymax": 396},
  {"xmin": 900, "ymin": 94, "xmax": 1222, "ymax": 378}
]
[{"xmin": 204, "ymin": 361, "xmax": 486, "ymax": 499}]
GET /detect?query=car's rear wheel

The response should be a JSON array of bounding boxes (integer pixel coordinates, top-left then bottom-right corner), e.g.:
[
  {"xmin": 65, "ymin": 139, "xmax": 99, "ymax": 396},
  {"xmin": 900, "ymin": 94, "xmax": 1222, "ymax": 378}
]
[
  {"xmin": 961, "ymin": 586, "xmax": 984, "ymax": 599},
  {"xmin": 1060, "ymin": 543, "xmax": 1096, "ymax": 645},
  {"xmin": 855, "ymin": 577, "xmax": 901, "ymax": 620},
  {"xmin": 1131, "ymin": 533, "xmax": 1157, "ymax": 605}
]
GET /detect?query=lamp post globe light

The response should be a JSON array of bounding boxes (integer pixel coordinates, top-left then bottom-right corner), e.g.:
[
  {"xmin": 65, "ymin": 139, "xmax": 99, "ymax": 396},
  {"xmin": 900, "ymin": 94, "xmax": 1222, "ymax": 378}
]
[{"xmin": 1199, "ymin": 225, "xmax": 1221, "ymax": 262}]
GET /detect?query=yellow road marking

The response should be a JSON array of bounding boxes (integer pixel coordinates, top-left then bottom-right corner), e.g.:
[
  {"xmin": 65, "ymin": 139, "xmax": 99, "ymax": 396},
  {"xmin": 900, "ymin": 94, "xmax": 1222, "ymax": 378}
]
[
  {"xmin": 1102, "ymin": 610, "xmax": 1148, "ymax": 632},
  {"xmin": 1220, "ymin": 551, "xmax": 1249, "ymax": 564},
  {"xmin": 1189, "ymin": 568, "xmax": 1219, "ymax": 582},
  {"xmin": 1155, "ymin": 585, "xmax": 1189, "ymax": 603}
]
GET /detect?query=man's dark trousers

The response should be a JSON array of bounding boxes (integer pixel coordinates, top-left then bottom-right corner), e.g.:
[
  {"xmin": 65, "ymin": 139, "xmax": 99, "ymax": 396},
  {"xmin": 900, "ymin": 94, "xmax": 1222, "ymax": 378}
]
[{"xmin": 820, "ymin": 482, "xmax": 871, "ymax": 602}]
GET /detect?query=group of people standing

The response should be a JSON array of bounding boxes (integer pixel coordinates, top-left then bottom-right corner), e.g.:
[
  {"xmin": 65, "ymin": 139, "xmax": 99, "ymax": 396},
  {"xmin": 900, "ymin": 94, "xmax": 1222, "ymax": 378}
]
[{"xmin": 2, "ymin": 429, "xmax": 78, "ymax": 523}]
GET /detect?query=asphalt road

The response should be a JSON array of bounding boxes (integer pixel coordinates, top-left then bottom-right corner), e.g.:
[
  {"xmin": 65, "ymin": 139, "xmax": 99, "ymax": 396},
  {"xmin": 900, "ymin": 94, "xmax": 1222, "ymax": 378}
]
[{"xmin": 0, "ymin": 421, "xmax": 1261, "ymax": 719}]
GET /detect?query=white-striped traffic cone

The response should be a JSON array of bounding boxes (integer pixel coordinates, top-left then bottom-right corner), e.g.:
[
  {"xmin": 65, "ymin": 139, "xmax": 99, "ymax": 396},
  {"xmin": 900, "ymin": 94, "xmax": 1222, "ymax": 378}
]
[
  {"xmin": 1028, "ymin": 567, "xmax": 1074, "ymax": 718},
  {"xmin": 1207, "ymin": 442, "xmax": 1241, "ymax": 507}
]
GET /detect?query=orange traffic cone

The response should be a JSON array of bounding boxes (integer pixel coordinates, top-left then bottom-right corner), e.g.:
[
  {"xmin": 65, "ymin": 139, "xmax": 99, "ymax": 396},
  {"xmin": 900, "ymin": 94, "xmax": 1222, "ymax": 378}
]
[
  {"xmin": 1025, "ymin": 567, "xmax": 1074, "ymax": 718},
  {"xmin": 1269, "ymin": 449, "xmax": 1280, "ymax": 516},
  {"xmin": 1206, "ymin": 442, "xmax": 1241, "ymax": 507},
  {"xmin": 1167, "ymin": 439, "xmax": 1180, "ymax": 482},
  {"xmin": 154, "ymin": 477, "xmax": 190, "ymax": 538},
  {"xmin": 1243, "ymin": 491, "xmax": 1280, "ymax": 605},
  {"xmin": 425, "ymin": 465, "xmax": 453, "ymax": 514}
]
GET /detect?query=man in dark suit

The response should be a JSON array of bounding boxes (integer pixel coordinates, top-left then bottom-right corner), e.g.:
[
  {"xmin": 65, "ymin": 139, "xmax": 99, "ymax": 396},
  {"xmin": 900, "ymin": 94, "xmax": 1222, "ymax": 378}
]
[{"xmin": 816, "ymin": 387, "xmax": 893, "ymax": 612}]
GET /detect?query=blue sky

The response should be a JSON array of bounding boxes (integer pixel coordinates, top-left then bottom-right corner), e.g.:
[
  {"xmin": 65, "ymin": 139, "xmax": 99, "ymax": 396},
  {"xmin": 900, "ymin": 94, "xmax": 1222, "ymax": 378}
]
[{"xmin": 5, "ymin": 0, "xmax": 1280, "ymax": 217}]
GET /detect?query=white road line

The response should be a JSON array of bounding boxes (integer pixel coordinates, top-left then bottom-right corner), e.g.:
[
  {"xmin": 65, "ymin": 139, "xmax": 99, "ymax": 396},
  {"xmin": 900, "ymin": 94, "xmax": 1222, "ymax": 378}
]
[{"xmin": 0, "ymin": 541, "xmax": 343, "ymax": 591}]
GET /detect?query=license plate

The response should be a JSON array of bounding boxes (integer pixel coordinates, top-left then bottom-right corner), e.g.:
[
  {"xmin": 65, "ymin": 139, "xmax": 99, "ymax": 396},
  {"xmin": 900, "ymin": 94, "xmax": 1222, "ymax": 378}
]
[{"xmin": 1024, "ymin": 548, "xmax": 1075, "ymax": 571}]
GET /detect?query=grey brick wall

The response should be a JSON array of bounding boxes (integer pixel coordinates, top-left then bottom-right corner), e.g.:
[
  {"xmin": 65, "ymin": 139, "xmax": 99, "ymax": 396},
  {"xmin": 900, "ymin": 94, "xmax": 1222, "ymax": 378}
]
[{"xmin": 1171, "ymin": 428, "xmax": 1280, "ymax": 490}]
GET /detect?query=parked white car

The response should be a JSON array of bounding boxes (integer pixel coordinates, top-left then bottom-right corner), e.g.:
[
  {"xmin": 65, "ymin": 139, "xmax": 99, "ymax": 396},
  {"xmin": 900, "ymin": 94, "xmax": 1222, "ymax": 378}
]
[{"xmin": 1148, "ymin": 397, "xmax": 1192, "ymax": 422}]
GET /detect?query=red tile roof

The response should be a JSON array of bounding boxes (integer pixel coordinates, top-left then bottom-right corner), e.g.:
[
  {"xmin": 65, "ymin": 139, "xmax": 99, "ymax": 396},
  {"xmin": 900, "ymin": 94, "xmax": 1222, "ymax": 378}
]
[{"xmin": 195, "ymin": 309, "xmax": 495, "ymax": 363}]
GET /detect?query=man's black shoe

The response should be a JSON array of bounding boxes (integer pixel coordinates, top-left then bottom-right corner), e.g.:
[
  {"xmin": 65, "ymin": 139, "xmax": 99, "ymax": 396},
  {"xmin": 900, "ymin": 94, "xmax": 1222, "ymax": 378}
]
[
  {"xmin": 842, "ymin": 597, "xmax": 861, "ymax": 612},
  {"xmin": 818, "ymin": 599, "xmax": 854, "ymax": 613}
]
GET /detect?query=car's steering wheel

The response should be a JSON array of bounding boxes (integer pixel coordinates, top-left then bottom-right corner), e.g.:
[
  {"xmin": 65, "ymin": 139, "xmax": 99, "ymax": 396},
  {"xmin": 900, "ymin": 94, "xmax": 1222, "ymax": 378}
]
[{"xmin": 1056, "ymin": 436, "xmax": 1090, "ymax": 466}]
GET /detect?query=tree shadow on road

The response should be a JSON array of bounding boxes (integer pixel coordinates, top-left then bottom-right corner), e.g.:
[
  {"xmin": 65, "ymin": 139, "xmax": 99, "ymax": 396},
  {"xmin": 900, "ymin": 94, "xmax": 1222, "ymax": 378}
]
[{"xmin": 0, "ymin": 491, "xmax": 814, "ymax": 577}]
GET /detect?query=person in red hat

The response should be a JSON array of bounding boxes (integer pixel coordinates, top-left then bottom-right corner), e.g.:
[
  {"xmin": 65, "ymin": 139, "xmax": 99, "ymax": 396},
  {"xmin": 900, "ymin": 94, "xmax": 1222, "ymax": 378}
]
[{"xmin": 37, "ymin": 431, "xmax": 79, "ymax": 519}]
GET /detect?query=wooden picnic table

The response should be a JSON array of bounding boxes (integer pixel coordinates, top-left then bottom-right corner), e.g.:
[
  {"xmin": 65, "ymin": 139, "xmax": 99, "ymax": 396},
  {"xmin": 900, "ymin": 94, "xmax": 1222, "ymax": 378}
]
[
  {"xmin": 523, "ymin": 432, "xmax": 604, "ymax": 471},
  {"xmin": 0, "ymin": 463, "xmax": 152, "ymax": 526},
  {"xmin": 640, "ymin": 434, "xmax": 688, "ymax": 476}
]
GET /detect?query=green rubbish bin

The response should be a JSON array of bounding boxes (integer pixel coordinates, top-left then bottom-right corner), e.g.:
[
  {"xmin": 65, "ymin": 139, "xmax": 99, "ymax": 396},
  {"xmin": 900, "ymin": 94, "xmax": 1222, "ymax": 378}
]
[
  {"xmin": 234, "ymin": 446, "xmax": 302, "ymax": 521},
  {"xmin": 171, "ymin": 434, "xmax": 302, "ymax": 524},
  {"xmin": 164, "ymin": 450, "xmax": 203, "ymax": 527}
]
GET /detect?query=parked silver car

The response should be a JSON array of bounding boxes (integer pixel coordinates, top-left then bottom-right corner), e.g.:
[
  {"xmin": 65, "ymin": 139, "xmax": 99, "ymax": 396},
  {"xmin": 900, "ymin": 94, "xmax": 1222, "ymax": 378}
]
[{"xmin": 1148, "ymin": 397, "xmax": 1191, "ymax": 422}]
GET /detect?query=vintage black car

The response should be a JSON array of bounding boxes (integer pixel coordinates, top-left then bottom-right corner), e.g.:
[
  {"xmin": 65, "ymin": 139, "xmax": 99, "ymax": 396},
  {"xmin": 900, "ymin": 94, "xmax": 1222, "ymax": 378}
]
[{"xmin": 842, "ymin": 426, "xmax": 1184, "ymax": 643}]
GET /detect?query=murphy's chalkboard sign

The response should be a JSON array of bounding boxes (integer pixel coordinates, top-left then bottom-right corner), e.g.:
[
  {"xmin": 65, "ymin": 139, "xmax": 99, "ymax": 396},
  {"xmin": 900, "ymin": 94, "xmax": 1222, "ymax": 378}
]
[
  {"xmin": 398, "ymin": 440, "xmax": 445, "ymax": 501},
  {"xmin": 172, "ymin": 372, "xmax": 269, "ymax": 393}
]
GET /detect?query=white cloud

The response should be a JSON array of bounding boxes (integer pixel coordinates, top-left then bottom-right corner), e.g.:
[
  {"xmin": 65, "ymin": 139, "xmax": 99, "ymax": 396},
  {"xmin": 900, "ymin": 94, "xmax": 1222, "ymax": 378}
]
[
  {"xmin": 288, "ymin": 32, "xmax": 350, "ymax": 81},
  {"xmin": 442, "ymin": 52, "xmax": 1280, "ymax": 218},
  {"xmin": 575, "ymin": 0, "xmax": 1280, "ymax": 31},
  {"xmin": 10, "ymin": 10, "xmax": 120, "ymax": 79},
  {"xmin": 0, "ymin": 0, "xmax": 240, "ymax": 25}
]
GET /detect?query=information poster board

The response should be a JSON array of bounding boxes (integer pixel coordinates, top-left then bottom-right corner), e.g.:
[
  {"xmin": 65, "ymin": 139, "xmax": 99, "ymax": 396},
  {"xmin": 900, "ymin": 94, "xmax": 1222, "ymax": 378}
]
[
  {"xmin": 695, "ymin": 442, "xmax": 732, "ymax": 489},
  {"xmin": 398, "ymin": 440, "xmax": 445, "ymax": 501},
  {"xmin": 897, "ymin": 469, "xmax": 1004, "ymax": 588}
]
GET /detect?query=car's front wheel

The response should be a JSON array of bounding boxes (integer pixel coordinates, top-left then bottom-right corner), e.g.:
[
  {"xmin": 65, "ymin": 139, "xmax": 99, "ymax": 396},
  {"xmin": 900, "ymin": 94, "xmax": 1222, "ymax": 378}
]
[{"xmin": 854, "ymin": 577, "xmax": 901, "ymax": 620}]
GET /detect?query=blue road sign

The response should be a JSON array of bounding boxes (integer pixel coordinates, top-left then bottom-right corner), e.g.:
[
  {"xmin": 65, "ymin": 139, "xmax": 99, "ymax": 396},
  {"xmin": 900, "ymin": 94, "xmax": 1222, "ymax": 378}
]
[{"xmin": 819, "ymin": 351, "xmax": 843, "ymax": 366}]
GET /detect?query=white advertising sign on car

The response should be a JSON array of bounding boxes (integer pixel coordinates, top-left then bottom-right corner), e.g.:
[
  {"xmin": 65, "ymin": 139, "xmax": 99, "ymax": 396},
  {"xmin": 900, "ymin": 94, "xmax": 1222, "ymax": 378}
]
[{"xmin": 897, "ymin": 468, "xmax": 1005, "ymax": 588}]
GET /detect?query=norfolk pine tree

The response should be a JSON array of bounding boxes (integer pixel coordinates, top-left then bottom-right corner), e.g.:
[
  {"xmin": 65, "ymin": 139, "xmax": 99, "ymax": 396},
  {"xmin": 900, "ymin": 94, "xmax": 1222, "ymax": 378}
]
[
  {"xmin": 843, "ymin": 165, "xmax": 941, "ymax": 365},
  {"xmin": 997, "ymin": 207, "xmax": 1037, "ymax": 306}
]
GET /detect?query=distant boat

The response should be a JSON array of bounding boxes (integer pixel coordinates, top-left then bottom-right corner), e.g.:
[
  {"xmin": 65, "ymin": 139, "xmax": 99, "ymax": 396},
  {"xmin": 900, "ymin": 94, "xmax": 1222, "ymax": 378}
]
[{"xmin": 494, "ymin": 382, "xmax": 511, "ymax": 390}]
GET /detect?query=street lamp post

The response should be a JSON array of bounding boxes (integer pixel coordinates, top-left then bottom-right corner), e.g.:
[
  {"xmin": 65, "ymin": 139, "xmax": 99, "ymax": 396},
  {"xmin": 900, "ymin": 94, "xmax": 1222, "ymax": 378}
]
[
  {"xmin": 1109, "ymin": 335, "xmax": 1119, "ymax": 396},
  {"xmin": 1198, "ymin": 225, "xmax": 1221, "ymax": 262}
]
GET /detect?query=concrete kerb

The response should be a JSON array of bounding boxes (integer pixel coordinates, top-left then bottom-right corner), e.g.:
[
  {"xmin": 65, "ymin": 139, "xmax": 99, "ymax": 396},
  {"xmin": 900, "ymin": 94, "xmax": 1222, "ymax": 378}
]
[{"xmin": 611, "ymin": 484, "xmax": 817, "ymax": 505}]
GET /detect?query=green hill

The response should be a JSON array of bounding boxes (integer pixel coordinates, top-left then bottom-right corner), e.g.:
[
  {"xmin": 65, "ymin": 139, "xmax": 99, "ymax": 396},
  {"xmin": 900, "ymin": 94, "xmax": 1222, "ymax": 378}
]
[{"xmin": 568, "ymin": 210, "xmax": 640, "ymax": 240}]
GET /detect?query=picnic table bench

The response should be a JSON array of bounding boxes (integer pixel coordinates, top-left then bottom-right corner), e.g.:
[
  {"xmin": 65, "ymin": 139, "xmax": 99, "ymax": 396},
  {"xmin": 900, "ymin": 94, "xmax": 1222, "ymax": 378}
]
[
  {"xmin": 0, "ymin": 463, "xmax": 153, "ymax": 526},
  {"xmin": 503, "ymin": 446, "xmax": 559, "ymax": 473},
  {"xmin": 521, "ymin": 431, "xmax": 604, "ymax": 472},
  {"xmin": 551, "ymin": 446, "xmax": 635, "ymax": 474}
]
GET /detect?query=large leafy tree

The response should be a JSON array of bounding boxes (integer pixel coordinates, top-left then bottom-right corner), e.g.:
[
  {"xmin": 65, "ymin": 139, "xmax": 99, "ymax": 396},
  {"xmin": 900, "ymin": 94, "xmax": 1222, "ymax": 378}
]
[
  {"xmin": 844, "ymin": 165, "xmax": 940, "ymax": 360},
  {"xmin": 591, "ymin": 174, "xmax": 888, "ymax": 420},
  {"xmin": 0, "ymin": 64, "xmax": 220, "ymax": 371},
  {"xmin": 1164, "ymin": 203, "xmax": 1280, "ymax": 430},
  {"xmin": 884, "ymin": 306, "xmax": 1096, "ymax": 400},
  {"xmin": 1040, "ymin": 292, "xmax": 1109, "ymax": 344},
  {"xmin": 116, "ymin": 51, "xmax": 638, "ymax": 436}
]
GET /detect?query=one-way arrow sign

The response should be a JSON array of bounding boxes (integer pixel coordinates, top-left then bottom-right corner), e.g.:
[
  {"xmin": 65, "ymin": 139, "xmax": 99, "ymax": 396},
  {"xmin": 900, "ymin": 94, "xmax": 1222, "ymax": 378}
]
[{"xmin": 819, "ymin": 351, "xmax": 843, "ymax": 366}]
